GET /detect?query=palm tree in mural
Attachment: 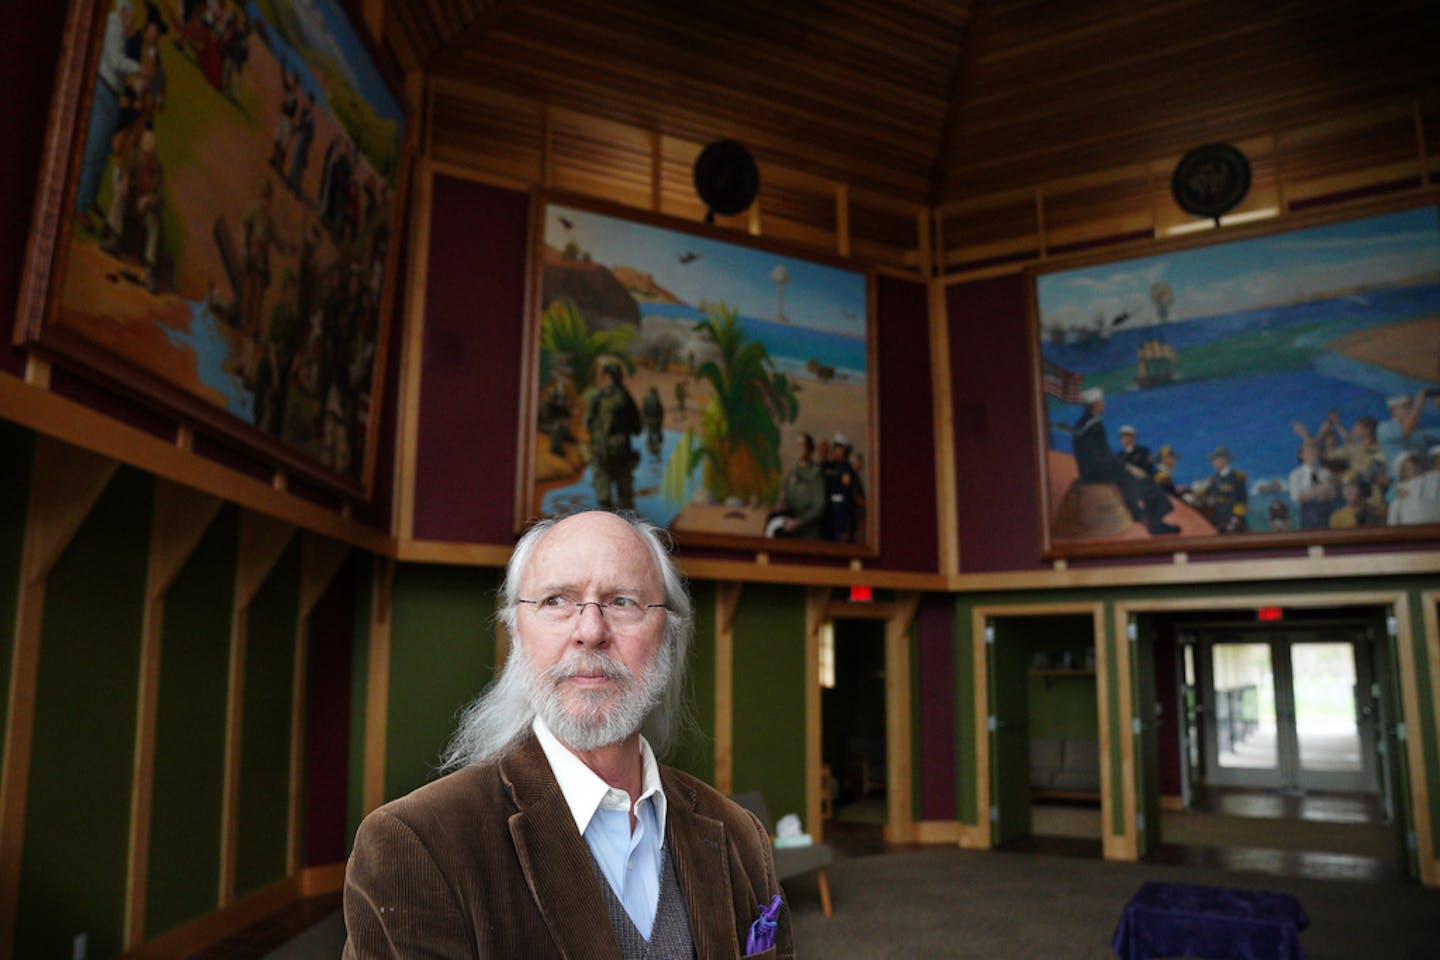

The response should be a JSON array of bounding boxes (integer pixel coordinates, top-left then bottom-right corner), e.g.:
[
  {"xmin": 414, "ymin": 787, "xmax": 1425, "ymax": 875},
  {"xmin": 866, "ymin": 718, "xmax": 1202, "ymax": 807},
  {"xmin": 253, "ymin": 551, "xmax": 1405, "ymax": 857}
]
[
  {"xmin": 663, "ymin": 303, "xmax": 799, "ymax": 506},
  {"xmin": 539, "ymin": 299, "xmax": 637, "ymax": 395}
]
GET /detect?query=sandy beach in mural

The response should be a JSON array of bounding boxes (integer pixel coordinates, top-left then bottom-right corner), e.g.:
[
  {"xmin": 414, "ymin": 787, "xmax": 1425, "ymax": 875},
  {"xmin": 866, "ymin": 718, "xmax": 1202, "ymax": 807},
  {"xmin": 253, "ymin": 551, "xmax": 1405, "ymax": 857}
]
[{"xmin": 532, "ymin": 363, "xmax": 871, "ymax": 540}]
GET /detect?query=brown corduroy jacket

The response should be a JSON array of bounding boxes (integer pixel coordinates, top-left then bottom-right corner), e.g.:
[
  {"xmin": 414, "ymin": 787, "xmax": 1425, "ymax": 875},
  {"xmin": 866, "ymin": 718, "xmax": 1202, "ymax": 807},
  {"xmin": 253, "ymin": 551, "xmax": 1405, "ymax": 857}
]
[{"xmin": 342, "ymin": 733, "xmax": 794, "ymax": 959}]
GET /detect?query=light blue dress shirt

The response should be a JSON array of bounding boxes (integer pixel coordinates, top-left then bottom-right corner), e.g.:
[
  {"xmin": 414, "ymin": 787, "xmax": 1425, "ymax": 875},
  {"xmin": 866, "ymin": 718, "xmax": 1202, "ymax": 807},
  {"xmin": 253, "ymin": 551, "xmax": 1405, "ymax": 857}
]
[{"xmin": 533, "ymin": 717, "xmax": 667, "ymax": 939}]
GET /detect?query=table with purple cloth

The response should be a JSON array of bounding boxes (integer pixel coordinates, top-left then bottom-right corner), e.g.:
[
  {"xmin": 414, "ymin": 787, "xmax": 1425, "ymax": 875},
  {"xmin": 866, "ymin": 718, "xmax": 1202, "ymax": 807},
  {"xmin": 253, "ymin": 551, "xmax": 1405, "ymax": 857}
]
[{"xmin": 1112, "ymin": 881, "xmax": 1309, "ymax": 960}]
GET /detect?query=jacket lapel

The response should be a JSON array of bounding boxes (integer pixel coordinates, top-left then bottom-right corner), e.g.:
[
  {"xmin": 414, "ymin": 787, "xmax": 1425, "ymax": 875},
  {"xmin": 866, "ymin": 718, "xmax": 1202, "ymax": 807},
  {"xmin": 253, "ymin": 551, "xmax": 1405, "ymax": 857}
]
[
  {"xmin": 663, "ymin": 770, "xmax": 743, "ymax": 960},
  {"xmin": 503, "ymin": 736, "xmax": 621, "ymax": 960}
]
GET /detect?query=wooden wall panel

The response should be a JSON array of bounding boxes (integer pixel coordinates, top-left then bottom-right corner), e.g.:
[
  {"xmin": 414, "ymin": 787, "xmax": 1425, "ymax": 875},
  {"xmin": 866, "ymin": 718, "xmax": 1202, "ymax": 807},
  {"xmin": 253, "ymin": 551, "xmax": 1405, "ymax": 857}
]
[
  {"xmin": 145, "ymin": 507, "xmax": 239, "ymax": 938},
  {"xmin": 384, "ymin": 563, "xmax": 498, "ymax": 800},
  {"xmin": 14, "ymin": 469, "xmax": 152, "ymax": 959}
]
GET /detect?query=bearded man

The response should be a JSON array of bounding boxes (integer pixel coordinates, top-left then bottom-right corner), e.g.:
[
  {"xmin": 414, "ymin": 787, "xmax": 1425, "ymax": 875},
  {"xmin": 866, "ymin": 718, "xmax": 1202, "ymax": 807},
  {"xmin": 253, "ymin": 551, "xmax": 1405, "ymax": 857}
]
[{"xmin": 342, "ymin": 511, "xmax": 792, "ymax": 959}]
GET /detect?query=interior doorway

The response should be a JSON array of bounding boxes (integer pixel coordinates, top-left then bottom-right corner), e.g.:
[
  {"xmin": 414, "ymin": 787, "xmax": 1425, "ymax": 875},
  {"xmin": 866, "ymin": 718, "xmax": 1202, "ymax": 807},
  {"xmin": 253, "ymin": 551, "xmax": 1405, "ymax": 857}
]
[
  {"xmin": 985, "ymin": 612, "xmax": 1105, "ymax": 855},
  {"xmin": 1143, "ymin": 606, "xmax": 1410, "ymax": 882},
  {"xmin": 821, "ymin": 618, "xmax": 888, "ymax": 841}
]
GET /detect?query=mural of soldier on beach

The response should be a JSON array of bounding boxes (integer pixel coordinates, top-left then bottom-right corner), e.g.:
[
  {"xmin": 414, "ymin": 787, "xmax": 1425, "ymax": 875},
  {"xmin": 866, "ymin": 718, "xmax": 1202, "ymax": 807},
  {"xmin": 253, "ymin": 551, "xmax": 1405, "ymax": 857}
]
[
  {"xmin": 1034, "ymin": 204, "xmax": 1440, "ymax": 555},
  {"xmin": 26, "ymin": 0, "xmax": 405, "ymax": 491},
  {"xmin": 529, "ymin": 201, "xmax": 875, "ymax": 551}
]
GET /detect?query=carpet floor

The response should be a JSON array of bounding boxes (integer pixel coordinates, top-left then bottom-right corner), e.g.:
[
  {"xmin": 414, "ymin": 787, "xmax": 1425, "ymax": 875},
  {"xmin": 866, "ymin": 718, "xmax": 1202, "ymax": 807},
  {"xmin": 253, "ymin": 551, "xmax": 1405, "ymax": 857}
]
[
  {"xmin": 1032, "ymin": 804, "xmax": 1397, "ymax": 858},
  {"xmin": 786, "ymin": 846, "xmax": 1440, "ymax": 958}
]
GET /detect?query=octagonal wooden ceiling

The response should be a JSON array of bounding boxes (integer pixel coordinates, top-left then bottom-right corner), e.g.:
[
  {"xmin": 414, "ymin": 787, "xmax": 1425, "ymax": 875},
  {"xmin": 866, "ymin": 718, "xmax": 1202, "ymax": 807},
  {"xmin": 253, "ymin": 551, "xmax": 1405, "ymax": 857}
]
[{"xmin": 381, "ymin": 0, "xmax": 1440, "ymax": 208}]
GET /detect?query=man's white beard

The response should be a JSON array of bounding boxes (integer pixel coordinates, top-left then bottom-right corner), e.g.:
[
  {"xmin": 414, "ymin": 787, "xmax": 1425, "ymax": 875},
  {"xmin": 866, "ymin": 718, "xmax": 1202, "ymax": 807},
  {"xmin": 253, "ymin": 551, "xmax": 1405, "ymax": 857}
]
[{"xmin": 526, "ymin": 643, "xmax": 672, "ymax": 752}]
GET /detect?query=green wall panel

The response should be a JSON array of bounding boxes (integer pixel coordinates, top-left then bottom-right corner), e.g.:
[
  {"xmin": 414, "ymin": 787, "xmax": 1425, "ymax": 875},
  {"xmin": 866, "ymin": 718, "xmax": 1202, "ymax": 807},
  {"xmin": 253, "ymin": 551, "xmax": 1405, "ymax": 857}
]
[
  {"xmin": 1104, "ymin": 602, "xmax": 1125, "ymax": 837},
  {"xmin": 385, "ymin": 563, "xmax": 498, "ymax": 800},
  {"xmin": 146, "ymin": 505, "xmax": 238, "ymax": 937},
  {"xmin": 234, "ymin": 537, "xmax": 301, "ymax": 898},
  {"xmin": 730, "ymin": 584, "xmax": 807, "ymax": 827},
  {"xmin": 15, "ymin": 467, "xmax": 152, "ymax": 960},
  {"xmin": 0, "ymin": 421, "xmax": 33, "ymax": 776},
  {"xmin": 347, "ymin": 557, "xmax": 373, "ymax": 852},
  {"xmin": 668, "ymin": 579, "xmax": 716, "ymax": 783}
]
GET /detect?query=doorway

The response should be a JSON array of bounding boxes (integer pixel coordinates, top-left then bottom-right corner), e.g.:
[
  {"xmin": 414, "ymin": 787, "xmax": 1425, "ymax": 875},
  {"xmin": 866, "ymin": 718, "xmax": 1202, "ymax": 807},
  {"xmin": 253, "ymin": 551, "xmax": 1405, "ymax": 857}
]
[
  {"xmin": 1187, "ymin": 628, "xmax": 1378, "ymax": 795},
  {"xmin": 1148, "ymin": 607, "xmax": 1410, "ymax": 882},
  {"xmin": 986, "ymin": 612, "xmax": 1104, "ymax": 854},
  {"xmin": 822, "ymin": 618, "xmax": 888, "ymax": 845}
]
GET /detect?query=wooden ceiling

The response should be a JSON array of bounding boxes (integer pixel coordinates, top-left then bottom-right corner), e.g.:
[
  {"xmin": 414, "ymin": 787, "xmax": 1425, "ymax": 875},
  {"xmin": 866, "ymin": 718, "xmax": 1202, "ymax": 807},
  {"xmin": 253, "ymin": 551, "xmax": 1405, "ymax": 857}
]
[{"xmin": 381, "ymin": 0, "xmax": 1440, "ymax": 210}]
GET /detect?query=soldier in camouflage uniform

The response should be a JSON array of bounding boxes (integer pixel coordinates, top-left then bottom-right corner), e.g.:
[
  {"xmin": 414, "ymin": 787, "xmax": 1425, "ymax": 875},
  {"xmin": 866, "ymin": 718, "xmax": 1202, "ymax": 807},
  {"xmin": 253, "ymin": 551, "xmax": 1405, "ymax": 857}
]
[
  {"xmin": 585, "ymin": 362, "xmax": 642, "ymax": 510},
  {"xmin": 776, "ymin": 432, "xmax": 826, "ymax": 539}
]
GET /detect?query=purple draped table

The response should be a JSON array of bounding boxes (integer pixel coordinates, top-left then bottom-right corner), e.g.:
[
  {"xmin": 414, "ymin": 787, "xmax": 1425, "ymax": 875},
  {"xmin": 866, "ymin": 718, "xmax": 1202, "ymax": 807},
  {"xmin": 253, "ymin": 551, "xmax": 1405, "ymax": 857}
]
[{"xmin": 1112, "ymin": 881, "xmax": 1309, "ymax": 960}]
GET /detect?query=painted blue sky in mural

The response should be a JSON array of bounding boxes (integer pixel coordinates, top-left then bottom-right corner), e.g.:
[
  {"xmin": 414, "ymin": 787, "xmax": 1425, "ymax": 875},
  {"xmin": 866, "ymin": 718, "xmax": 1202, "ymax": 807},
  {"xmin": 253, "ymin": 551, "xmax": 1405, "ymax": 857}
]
[
  {"xmin": 1038, "ymin": 206, "xmax": 1440, "ymax": 333},
  {"xmin": 545, "ymin": 205, "xmax": 868, "ymax": 338}
]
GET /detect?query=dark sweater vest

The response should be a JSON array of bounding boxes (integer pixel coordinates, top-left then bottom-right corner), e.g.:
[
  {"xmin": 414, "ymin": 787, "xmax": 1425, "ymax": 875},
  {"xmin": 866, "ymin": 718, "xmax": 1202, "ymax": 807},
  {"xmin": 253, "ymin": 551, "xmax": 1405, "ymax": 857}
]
[{"xmin": 591, "ymin": 848, "xmax": 697, "ymax": 959}]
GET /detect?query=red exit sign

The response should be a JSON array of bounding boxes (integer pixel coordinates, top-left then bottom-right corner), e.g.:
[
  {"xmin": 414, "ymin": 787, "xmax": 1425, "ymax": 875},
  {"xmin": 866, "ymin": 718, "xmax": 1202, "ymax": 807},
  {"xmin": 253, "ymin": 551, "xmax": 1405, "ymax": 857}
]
[{"xmin": 1257, "ymin": 606, "xmax": 1283, "ymax": 622}]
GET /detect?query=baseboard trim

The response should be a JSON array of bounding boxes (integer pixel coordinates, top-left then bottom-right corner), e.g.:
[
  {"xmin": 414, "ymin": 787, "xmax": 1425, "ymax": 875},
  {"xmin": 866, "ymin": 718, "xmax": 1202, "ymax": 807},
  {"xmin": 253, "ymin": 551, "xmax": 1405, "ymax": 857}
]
[
  {"xmin": 123, "ymin": 863, "xmax": 346, "ymax": 959},
  {"xmin": 913, "ymin": 820, "xmax": 961, "ymax": 844},
  {"xmin": 300, "ymin": 862, "xmax": 347, "ymax": 896},
  {"xmin": 958, "ymin": 823, "xmax": 991, "ymax": 849}
]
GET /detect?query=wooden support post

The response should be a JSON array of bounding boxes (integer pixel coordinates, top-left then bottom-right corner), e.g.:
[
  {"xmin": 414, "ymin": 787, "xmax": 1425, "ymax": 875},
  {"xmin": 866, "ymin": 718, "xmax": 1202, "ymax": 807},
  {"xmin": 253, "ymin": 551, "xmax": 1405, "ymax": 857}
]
[
  {"xmin": 805, "ymin": 588, "xmax": 828, "ymax": 843},
  {"xmin": 884, "ymin": 593, "xmax": 920, "ymax": 843},
  {"xmin": 929, "ymin": 270, "xmax": 959, "ymax": 574},
  {"xmin": 362, "ymin": 557, "xmax": 396, "ymax": 814},
  {"xmin": 714, "ymin": 582, "xmax": 742, "ymax": 793}
]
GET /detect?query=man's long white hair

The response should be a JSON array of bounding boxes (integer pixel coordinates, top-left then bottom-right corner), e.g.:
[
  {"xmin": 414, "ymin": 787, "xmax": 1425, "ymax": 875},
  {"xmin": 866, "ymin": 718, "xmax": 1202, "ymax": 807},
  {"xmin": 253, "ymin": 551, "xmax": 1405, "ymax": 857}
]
[{"xmin": 439, "ymin": 512, "xmax": 693, "ymax": 769}]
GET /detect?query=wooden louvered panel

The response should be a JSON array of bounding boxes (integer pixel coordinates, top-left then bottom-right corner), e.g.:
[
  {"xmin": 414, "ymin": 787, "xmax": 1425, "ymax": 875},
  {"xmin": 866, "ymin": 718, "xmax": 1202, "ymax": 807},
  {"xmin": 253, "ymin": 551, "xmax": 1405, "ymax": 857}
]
[
  {"xmin": 428, "ymin": 83, "xmax": 546, "ymax": 185},
  {"xmin": 1043, "ymin": 166, "xmax": 1151, "ymax": 245},
  {"xmin": 1277, "ymin": 111, "xmax": 1423, "ymax": 186},
  {"xmin": 940, "ymin": 195, "xmax": 1039, "ymax": 270},
  {"xmin": 548, "ymin": 112, "xmax": 654, "ymax": 208},
  {"xmin": 759, "ymin": 172, "xmax": 838, "ymax": 242},
  {"xmin": 440, "ymin": 44, "xmax": 939, "ymax": 200},
  {"xmin": 849, "ymin": 196, "xmax": 921, "ymax": 262}
]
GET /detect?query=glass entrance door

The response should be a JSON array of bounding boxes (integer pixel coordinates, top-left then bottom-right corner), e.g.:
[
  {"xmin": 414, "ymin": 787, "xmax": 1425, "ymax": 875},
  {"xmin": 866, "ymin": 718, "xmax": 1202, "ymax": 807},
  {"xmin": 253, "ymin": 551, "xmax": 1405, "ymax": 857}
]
[
  {"xmin": 1290, "ymin": 640, "xmax": 1375, "ymax": 792},
  {"xmin": 1204, "ymin": 639, "xmax": 1280, "ymax": 788},
  {"xmin": 1200, "ymin": 632, "xmax": 1376, "ymax": 793}
]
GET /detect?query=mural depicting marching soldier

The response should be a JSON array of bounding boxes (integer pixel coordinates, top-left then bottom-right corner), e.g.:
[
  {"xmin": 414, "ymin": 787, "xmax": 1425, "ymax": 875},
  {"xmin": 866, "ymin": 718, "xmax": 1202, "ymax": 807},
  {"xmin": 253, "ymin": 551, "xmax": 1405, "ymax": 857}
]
[{"xmin": 585, "ymin": 361, "xmax": 642, "ymax": 510}]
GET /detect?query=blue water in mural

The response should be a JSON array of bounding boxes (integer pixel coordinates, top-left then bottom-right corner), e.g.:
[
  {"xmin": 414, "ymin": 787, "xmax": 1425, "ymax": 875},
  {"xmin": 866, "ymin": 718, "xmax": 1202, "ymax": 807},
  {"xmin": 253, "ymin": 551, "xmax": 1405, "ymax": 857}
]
[
  {"xmin": 542, "ymin": 427, "xmax": 690, "ymax": 524},
  {"xmin": 1045, "ymin": 283, "xmax": 1440, "ymax": 531},
  {"xmin": 162, "ymin": 300, "xmax": 254, "ymax": 421},
  {"xmin": 639, "ymin": 302, "xmax": 867, "ymax": 381}
]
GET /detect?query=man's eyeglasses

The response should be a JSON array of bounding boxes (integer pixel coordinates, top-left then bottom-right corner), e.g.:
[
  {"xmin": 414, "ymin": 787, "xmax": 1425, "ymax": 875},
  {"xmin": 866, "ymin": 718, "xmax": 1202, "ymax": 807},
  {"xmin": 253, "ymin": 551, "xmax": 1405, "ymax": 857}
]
[{"xmin": 517, "ymin": 595, "xmax": 667, "ymax": 627}]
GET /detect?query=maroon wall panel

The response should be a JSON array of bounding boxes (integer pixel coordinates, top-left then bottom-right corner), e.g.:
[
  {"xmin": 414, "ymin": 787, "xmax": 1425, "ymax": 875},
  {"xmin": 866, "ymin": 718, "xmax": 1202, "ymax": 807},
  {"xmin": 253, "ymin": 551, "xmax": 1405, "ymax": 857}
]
[
  {"xmin": 411, "ymin": 176, "xmax": 530, "ymax": 543},
  {"xmin": 947, "ymin": 275, "xmax": 1044, "ymax": 572},
  {"xmin": 872, "ymin": 274, "xmax": 939, "ymax": 572},
  {"xmin": 303, "ymin": 555, "xmax": 356, "ymax": 866},
  {"xmin": 352, "ymin": 221, "xmax": 408, "ymax": 532},
  {"xmin": 916, "ymin": 594, "xmax": 957, "ymax": 819},
  {"xmin": 2, "ymin": 4, "xmax": 67, "ymax": 377}
]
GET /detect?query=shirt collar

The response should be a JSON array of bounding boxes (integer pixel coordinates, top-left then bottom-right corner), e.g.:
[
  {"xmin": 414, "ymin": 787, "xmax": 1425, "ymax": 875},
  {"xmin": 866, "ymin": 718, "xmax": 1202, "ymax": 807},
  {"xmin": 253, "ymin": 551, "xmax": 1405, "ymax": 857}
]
[{"xmin": 532, "ymin": 716, "xmax": 667, "ymax": 844}]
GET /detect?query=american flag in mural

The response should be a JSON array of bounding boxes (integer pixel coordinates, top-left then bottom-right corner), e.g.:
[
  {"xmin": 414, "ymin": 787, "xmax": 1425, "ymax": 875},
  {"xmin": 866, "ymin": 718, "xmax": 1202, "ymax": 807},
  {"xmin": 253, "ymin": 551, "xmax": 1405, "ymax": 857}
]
[{"xmin": 1041, "ymin": 359, "xmax": 1083, "ymax": 403}]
